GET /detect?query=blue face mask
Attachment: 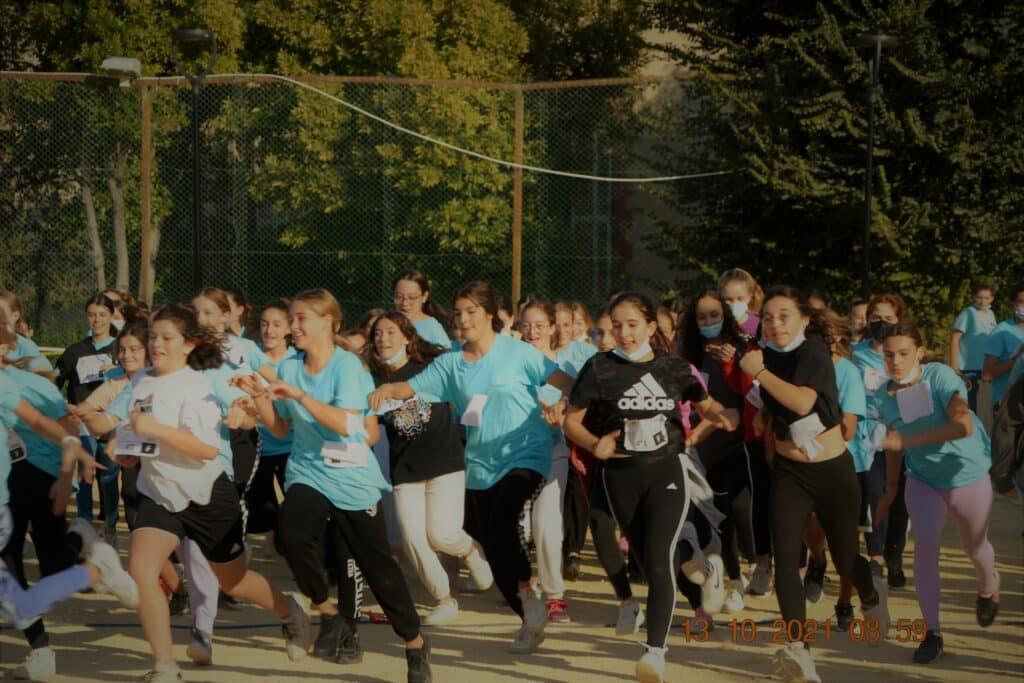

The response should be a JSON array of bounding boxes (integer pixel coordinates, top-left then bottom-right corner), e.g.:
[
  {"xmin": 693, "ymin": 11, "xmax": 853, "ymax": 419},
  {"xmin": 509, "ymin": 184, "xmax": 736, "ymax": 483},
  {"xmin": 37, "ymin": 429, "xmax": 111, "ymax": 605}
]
[
  {"xmin": 612, "ymin": 341, "xmax": 653, "ymax": 362},
  {"xmin": 383, "ymin": 345, "xmax": 407, "ymax": 366},
  {"xmin": 699, "ymin": 322, "xmax": 723, "ymax": 339},
  {"xmin": 764, "ymin": 329, "xmax": 806, "ymax": 353}
]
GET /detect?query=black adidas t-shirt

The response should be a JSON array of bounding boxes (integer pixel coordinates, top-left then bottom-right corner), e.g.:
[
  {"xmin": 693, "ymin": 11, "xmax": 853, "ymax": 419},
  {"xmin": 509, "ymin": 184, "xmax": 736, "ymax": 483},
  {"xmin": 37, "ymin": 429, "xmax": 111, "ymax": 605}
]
[
  {"xmin": 761, "ymin": 335, "xmax": 842, "ymax": 441},
  {"xmin": 374, "ymin": 360, "xmax": 464, "ymax": 486},
  {"xmin": 570, "ymin": 351, "xmax": 707, "ymax": 465}
]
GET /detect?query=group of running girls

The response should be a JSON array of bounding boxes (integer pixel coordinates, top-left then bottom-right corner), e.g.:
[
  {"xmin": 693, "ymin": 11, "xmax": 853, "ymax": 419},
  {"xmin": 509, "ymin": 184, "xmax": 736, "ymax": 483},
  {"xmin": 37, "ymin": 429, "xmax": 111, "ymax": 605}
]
[{"xmin": 0, "ymin": 269, "xmax": 1015, "ymax": 683}]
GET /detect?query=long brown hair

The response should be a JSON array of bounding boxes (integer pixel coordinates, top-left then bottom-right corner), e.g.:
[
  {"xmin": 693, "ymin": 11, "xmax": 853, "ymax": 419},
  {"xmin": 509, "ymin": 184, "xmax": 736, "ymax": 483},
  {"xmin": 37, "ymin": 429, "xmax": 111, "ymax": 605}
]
[
  {"xmin": 392, "ymin": 268, "xmax": 450, "ymax": 327},
  {"xmin": 454, "ymin": 281, "xmax": 504, "ymax": 333},
  {"xmin": 366, "ymin": 311, "xmax": 446, "ymax": 376},
  {"xmin": 608, "ymin": 291, "xmax": 672, "ymax": 353},
  {"xmin": 151, "ymin": 303, "xmax": 225, "ymax": 370}
]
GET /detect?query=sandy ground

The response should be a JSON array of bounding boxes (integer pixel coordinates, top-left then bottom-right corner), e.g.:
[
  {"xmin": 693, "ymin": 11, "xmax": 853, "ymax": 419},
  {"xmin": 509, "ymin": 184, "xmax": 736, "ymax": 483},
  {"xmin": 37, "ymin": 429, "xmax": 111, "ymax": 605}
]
[{"xmin": 1, "ymin": 496, "xmax": 1021, "ymax": 683}]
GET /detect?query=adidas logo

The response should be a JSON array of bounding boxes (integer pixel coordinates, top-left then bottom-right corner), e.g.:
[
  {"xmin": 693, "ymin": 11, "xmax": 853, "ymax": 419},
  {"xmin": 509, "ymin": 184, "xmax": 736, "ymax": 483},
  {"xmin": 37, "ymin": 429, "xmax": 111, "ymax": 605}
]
[
  {"xmin": 618, "ymin": 373, "xmax": 675, "ymax": 411},
  {"xmin": 229, "ymin": 543, "xmax": 242, "ymax": 555},
  {"xmin": 666, "ymin": 482, "xmax": 679, "ymax": 490}
]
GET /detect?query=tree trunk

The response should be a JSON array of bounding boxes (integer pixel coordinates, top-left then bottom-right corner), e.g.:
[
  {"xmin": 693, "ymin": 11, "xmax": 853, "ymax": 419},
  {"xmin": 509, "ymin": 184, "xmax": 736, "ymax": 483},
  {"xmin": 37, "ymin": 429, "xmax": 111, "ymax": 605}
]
[
  {"xmin": 144, "ymin": 216, "xmax": 161, "ymax": 303},
  {"xmin": 108, "ymin": 150, "xmax": 130, "ymax": 292},
  {"xmin": 82, "ymin": 181, "xmax": 107, "ymax": 290}
]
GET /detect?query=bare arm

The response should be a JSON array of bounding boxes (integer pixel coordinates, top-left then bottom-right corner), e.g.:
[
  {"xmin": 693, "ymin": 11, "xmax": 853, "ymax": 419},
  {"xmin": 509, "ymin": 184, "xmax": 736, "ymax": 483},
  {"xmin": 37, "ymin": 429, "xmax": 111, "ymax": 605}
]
[{"xmin": 948, "ymin": 330, "xmax": 963, "ymax": 370}]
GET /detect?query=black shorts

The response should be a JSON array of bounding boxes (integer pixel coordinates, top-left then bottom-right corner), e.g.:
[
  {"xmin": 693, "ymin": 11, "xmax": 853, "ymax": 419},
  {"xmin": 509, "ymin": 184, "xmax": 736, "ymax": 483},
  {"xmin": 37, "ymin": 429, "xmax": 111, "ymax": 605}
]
[{"xmin": 134, "ymin": 473, "xmax": 245, "ymax": 563}]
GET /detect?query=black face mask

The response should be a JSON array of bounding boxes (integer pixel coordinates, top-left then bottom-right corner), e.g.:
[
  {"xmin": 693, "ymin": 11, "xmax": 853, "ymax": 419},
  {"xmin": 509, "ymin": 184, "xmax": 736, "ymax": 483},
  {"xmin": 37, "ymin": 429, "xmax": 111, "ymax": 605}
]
[{"xmin": 869, "ymin": 320, "xmax": 898, "ymax": 343}]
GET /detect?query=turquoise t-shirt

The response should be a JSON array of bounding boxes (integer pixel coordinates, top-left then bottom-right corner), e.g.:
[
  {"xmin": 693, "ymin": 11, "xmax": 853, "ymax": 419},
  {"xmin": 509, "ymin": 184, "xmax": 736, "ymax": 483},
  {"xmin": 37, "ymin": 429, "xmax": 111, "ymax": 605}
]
[
  {"xmin": 257, "ymin": 345, "xmax": 298, "ymax": 456},
  {"xmin": 537, "ymin": 341, "xmax": 598, "ymax": 444},
  {"xmin": 835, "ymin": 356, "xmax": 868, "ymax": 472},
  {"xmin": 952, "ymin": 305, "xmax": 997, "ymax": 371},
  {"xmin": 200, "ymin": 364, "xmax": 250, "ymax": 480},
  {"xmin": 873, "ymin": 363, "xmax": 990, "ymax": 490},
  {"xmin": 224, "ymin": 334, "xmax": 267, "ymax": 373},
  {"xmin": 413, "ymin": 317, "xmax": 452, "ymax": 350},
  {"xmin": 1009, "ymin": 354, "xmax": 1024, "ymax": 390},
  {"xmin": 0, "ymin": 372, "xmax": 26, "ymax": 506},
  {"xmin": 852, "ymin": 339, "xmax": 888, "ymax": 463},
  {"xmin": 12, "ymin": 335, "xmax": 53, "ymax": 372},
  {"xmin": 275, "ymin": 347, "xmax": 390, "ymax": 510},
  {"xmin": 0, "ymin": 366, "xmax": 67, "ymax": 478},
  {"xmin": 984, "ymin": 320, "xmax": 1024, "ymax": 404},
  {"xmin": 409, "ymin": 334, "xmax": 558, "ymax": 490}
]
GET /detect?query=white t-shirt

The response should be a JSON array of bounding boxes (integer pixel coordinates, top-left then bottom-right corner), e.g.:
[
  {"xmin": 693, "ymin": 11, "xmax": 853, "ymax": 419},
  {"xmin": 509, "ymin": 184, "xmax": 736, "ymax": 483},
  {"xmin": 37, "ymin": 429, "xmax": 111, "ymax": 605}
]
[{"xmin": 129, "ymin": 367, "xmax": 224, "ymax": 512}]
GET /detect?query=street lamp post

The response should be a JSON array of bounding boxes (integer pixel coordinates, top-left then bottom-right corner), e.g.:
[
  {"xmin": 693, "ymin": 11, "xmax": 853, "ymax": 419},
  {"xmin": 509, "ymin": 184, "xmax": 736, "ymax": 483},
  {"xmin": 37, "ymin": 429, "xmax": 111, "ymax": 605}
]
[
  {"xmin": 172, "ymin": 28, "xmax": 218, "ymax": 292},
  {"xmin": 855, "ymin": 33, "xmax": 898, "ymax": 301}
]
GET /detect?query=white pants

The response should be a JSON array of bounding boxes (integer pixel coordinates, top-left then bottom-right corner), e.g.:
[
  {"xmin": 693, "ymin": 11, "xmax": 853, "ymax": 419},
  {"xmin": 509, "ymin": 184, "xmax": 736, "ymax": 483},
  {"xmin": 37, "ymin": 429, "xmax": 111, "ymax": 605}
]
[
  {"xmin": 177, "ymin": 538, "xmax": 219, "ymax": 635},
  {"xmin": 533, "ymin": 440, "xmax": 569, "ymax": 600},
  {"xmin": 393, "ymin": 470, "xmax": 475, "ymax": 601}
]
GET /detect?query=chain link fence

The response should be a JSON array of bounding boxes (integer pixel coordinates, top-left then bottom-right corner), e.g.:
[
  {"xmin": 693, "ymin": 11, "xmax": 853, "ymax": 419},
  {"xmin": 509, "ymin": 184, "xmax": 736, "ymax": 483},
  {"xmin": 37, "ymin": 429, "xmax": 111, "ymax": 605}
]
[{"xmin": 1, "ymin": 73, "xmax": 704, "ymax": 346}]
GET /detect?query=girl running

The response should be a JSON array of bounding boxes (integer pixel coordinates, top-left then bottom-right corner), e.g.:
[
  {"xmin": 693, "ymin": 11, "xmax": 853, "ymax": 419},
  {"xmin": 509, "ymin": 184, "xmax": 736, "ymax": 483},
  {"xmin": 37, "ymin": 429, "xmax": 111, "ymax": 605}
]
[
  {"xmin": 718, "ymin": 267, "xmax": 763, "ymax": 338},
  {"xmin": 393, "ymin": 269, "xmax": 452, "ymax": 349},
  {"xmin": 738, "ymin": 286, "xmax": 885, "ymax": 683},
  {"xmin": 368, "ymin": 311, "xmax": 493, "ymax": 625},
  {"xmin": 369, "ymin": 281, "xmax": 574, "ymax": 654},
  {"xmin": 875, "ymin": 320, "xmax": 999, "ymax": 664},
  {"xmin": 0, "ymin": 291, "xmax": 53, "ymax": 374},
  {"xmin": 571, "ymin": 302, "xmax": 593, "ymax": 344},
  {"xmin": 236, "ymin": 289, "xmax": 431, "ymax": 681},
  {"xmin": 121, "ymin": 303, "xmax": 311, "ymax": 683},
  {"xmin": 563, "ymin": 291, "xmax": 734, "ymax": 683}
]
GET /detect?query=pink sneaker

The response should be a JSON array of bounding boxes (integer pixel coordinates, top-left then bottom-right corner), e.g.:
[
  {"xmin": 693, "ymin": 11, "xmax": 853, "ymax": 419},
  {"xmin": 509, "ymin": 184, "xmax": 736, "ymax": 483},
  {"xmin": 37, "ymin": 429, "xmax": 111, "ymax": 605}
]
[{"xmin": 547, "ymin": 598, "xmax": 570, "ymax": 623}]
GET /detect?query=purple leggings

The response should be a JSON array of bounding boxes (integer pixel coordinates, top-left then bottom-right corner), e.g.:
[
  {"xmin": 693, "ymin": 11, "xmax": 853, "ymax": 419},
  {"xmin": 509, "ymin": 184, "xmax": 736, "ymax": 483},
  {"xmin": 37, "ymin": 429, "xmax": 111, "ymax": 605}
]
[{"xmin": 905, "ymin": 475, "xmax": 997, "ymax": 631}]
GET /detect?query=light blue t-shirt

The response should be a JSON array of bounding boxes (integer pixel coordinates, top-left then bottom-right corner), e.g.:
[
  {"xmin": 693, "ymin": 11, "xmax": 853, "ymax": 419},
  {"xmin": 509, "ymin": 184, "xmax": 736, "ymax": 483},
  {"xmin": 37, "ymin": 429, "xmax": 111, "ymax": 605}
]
[
  {"xmin": 1008, "ymin": 354, "xmax": 1024, "ymax": 391},
  {"xmin": 12, "ymin": 335, "xmax": 53, "ymax": 372},
  {"xmin": 873, "ymin": 363, "xmax": 990, "ymax": 490},
  {"xmin": 0, "ymin": 372, "xmax": 26, "ymax": 506},
  {"xmin": 537, "ymin": 341, "xmax": 598, "ymax": 443},
  {"xmin": 852, "ymin": 339, "xmax": 887, "ymax": 462},
  {"xmin": 835, "ymin": 356, "xmax": 869, "ymax": 472},
  {"xmin": 258, "ymin": 345, "xmax": 297, "ymax": 456},
  {"xmin": 953, "ymin": 305, "xmax": 997, "ymax": 371},
  {"xmin": 224, "ymin": 334, "xmax": 267, "ymax": 373},
  {"xmin": 409, "ymin": 334, "xmax": 558, "ymax": 490},
  {"xmin": 200, "ymin": 364, "xmax": 250, "ymax": 479},
  {"xmin": 413, "ymin": 317, "xmax": 452, "ymax": 350},
  {"xmin": 0, "ymin": 366, "xmax": 67, "ymax": 478},
  {"xmin": 275, "ymin": 347, "xmax": 390, "ymax": 510},
  {"xmin": 984, "ymin": 320, "xmax": 1024, "ymax": 404}
]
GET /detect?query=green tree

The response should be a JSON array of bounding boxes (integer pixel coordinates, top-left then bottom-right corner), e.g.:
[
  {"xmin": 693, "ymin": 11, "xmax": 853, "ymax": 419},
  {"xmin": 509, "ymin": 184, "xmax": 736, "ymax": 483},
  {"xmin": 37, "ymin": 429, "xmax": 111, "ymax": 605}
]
[{"xmin": 649, "ymin": 0, "xmax": 1024, "ymax": 338}]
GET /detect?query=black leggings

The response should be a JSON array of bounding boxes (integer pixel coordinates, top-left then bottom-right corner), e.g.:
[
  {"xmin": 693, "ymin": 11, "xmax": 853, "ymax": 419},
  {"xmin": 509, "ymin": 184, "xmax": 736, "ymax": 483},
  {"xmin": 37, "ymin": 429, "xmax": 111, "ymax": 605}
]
[
  {"xmin": 562, "ymin": 467, "xmax": 588, "ymax": 558},
  {"xmin": 588, "ymin": 462, "xmax": 632, "ymax": 600},
  {"xmin": 746, "ymin": 440, "xmax": 772, "ymax": 557},
  {"xmin": 771, "ymin": 452, "xmax": 876, "ymax": 632},
  {"xmin": 706, "ymin": 446, "xmax": 754, "ymax": 579},
  {"xmin": 244, "ymin": 453, "xmax": 289, "ymax": 534},
  {"xmin": 1, "ymin": 461, "xmax": 82, "ymax": 649},
  {"xmin": 277, "ymin": 483, "xmax": 420, "ymax": 641},
  {"xmin": 603, "ymin": 455, "xmax": 689, "ymax": 650},
  {"xmin": 121, "ymin": 464, "xmax": 141, "ymax": 531},
  {"xmin": 464, "ymin": 468, "xmax": 544, "ymax": 618}
]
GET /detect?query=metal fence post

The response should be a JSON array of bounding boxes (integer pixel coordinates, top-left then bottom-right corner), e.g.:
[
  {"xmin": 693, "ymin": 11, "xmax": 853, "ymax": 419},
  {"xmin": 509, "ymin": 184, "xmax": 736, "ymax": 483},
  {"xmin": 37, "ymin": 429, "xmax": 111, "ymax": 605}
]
[
  {"xmin": 139, "ymin": 82, "xmax": 153, "ymax": 305},
  {"xmin": 512, "ymin": 85, "xmax": 523, "ymax": 309}
]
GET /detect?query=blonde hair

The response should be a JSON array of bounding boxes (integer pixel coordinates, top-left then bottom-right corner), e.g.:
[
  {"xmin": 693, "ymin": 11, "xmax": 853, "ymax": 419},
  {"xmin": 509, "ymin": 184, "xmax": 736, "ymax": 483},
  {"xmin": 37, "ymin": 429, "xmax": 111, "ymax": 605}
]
[
  {"xmin": 0, "ymin": 290, "xmax": 31, "ymax": 337},
  {"xmin": 292, "ymin": 288, "xmax": 345, "ymax": 338},
  {"xmin": 717, "ymin": 267, "xmax": 764, "ymax": 313}
]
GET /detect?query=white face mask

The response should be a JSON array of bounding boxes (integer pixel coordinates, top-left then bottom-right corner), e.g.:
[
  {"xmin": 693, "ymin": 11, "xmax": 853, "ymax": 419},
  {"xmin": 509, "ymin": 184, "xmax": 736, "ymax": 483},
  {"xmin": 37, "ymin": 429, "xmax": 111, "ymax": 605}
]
[
  {"xmin": 895, "ymin": 363, "xmax": 922, "ymax": 386},
  {"xmin": 612, "ymin": 341, "xmax": 653, "ymax": 362},
  {"xmin": 112, "ymin": 319, "xmax": 125, "ymax": 332},
  {"xmin": 728, "ymin": 300, "xmax": 749, "ymax": 321},
  {"xmin": 765, "ymin": 328, "xmax": 806, "ymax": 353},
  {"xmin": 382, "ymin": 345, "xmax": 407, "ymax": 367}
]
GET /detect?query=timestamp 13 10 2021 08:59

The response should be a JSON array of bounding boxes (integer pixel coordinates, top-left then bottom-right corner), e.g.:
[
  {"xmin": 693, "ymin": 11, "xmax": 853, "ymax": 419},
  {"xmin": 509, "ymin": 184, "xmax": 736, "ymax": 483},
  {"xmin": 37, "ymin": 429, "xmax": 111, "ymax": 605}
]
[{"xmin": 682, "ymin": 618, "xmax": 928, "ymax": 645}]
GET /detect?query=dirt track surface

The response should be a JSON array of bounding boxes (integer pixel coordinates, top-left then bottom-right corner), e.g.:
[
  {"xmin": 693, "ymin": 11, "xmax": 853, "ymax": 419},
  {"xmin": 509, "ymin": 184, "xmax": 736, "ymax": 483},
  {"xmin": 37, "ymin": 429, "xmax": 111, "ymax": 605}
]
[{"xmin": 2, "ymin": 497, "xmax": 1021, "ymax": 682}]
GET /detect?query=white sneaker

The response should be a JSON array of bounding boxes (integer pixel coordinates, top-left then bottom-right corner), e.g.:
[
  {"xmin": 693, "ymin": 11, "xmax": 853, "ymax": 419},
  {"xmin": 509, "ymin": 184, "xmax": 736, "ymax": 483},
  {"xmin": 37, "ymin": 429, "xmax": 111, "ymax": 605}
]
[
  {"xmin": 747, "ymin": 562, "xmax": 773, "ymax": 596},
  {"xmin": 281, "ymin": 595, "xmax": 312, "ymax": 661},
  {"xmin": 68, "ymin": 518, "xmax": 99, "ymax": 558},
  {"xmin": 723, "ymin": 579, "xmax": 745, "ymax": 614},
  {"xmin": 13, "ymin": 646, "xmax": 56, "ymax": 680},
  {"xmin": 520, "ymin": 585, "xmax": 547, "ymax": 635},
  {"xmin": 141, "ymin": 669, "xmax": 183, "ymax": 682},
  {"xmin": 701, "ymin": 554, "xmax": 726, "ymax": 614},
  {"xmin": 635, "ymin": 645, "xmax": 666, "ymax": 683},
  {"xmin": 773, "ymin": 641, "xmax": 821, "ymax": 683},
  {"xmin": 508, "ymin": 622, "xmax": 545, "ymax": 654},
  {"xmin": 861, "ymin": 575, "xmax": 890, "ymax": 643},
  {"xmin": 616, "ymin": 597, "xmax": 645, "ymax": 636},
  {"xmin": 423, "ymin": 599, "xmax": 459, "ymax": 626},
  {"xmin": 463, "ymin": 542, "xmax": 494, "ymax": 592},
  {"xmin": 89, "ymin": 541, "xmax": 139, "ymax": 609},
  {"xmin": 681, "ymin": 545, "xmax": 707, "ymax": 585}
]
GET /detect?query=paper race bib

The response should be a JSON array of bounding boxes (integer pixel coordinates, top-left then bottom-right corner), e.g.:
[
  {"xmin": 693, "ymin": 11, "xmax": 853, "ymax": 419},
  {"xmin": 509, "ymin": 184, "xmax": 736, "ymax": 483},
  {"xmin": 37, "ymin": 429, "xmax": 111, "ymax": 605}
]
[
  {"xmin": 896, "ymin": 380, "xmax": 934, "ymax": 424},
  {"xmin": 225, "ymin": 338, "xmax": 249, "ymax": 368},
  {"xmin": 745, "ymin": 381, "xmax": 764, "ymax": 410},
  {"xmin": 7, "ymin": 430, "xmax": 26, "ymax": 464},
  {"xmin": 76, "ymin": 354, "xmax": 112, "ymax": 384},
  {"xmin": 623, "ymin": 414, "xmax": 668, "ymax": 452},
  {"xmin": 321, "ymin": 441, "xmax": 369, "ymax": 469},
  {"xmin": 863, "ymin": 367, "xmax": 888, "ymax": 394},
  {"xmin": 114, "ymin": 424, "xmax": 160, "ymax": 458},
  {"xmin": 375, "ymin": 398, "xmax": 406, "ymax": 415},
  {"xmin": 789, "ymin": 413, "xmax": 827, "ymax": 460},
  {"xmin": 460, "ymin": 394, "xmax": 488, "ymax": 427}
]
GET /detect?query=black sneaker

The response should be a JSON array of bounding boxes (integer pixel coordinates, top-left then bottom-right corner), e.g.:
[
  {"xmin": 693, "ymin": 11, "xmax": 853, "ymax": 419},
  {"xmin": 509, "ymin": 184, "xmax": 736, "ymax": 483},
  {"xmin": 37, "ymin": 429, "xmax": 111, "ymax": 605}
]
[
  {"xmin": 168, "ymin": 590, "xmax": 189, "ymax": 617},
  {"xmin": 406, "ymin": 636, "xmax": 432, "ymax": 683},
  {"xmin": 835, "ymin": 603, "xmax": 855, "ymax": 631},
  {"xmin": 336, "ymin": 617, "xmax": 363, "ymax": 664},
  {"xmin": 313, "ymin": 613, "xmax": 344, "ymax": 659},
  {"xmin": 887, "ymin": 565, "xmax": 907, "ymax": 589},
  {"xmin": 913, "ymin": 630, "xmax": 943, "ymax": 664},
  {"xmin": 563, "ymin": 555, "xmax": 581, "ymax": 582},
  {"xmin": 803, "ymin": 558, "xmax": 826, "ymax": 604},
  {"xmin": 976, "ymin": 594, "xmax": 999, "ymax": 627}
]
